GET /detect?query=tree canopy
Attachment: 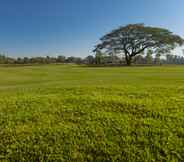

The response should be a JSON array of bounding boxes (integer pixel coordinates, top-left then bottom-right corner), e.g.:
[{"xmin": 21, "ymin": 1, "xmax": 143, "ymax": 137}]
[{"xmin": 94, "ymin": 24, "xmax": 184, "ymax": 65}]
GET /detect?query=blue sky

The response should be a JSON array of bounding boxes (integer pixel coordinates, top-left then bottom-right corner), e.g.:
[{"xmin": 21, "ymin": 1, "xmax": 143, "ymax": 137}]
[{"xmin": 0, "ymin": 0, "xmax": 183, "ymax": 57}]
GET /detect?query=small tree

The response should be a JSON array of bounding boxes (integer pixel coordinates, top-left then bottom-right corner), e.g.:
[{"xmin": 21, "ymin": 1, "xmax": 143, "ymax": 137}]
[
  {"xmin": 57, "ymin": 55, "xmax": 66, "ymax": 63},
  {"xmin": 155, "ymin": 53, "xmax": 161, "ymax": 65},
  {"xmin": 84, "ymin": 55, "xmax": 95, "ymax": 64},
  {"xmin": 94, "ymin": 24, "xmax": 184, "ymax": 66},
  {"xmin": 146, "ymin": 49, "xmax": 153, "ymax": 64},
  {"xmin": 95, "ymin": 50, "xmax": 104, "ymax": 64}
]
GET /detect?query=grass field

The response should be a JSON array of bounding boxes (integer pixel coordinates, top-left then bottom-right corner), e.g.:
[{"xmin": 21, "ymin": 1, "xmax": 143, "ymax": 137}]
[{"xmin": 0, "ymin": 64, "xmax": 184, "ymax": 162}]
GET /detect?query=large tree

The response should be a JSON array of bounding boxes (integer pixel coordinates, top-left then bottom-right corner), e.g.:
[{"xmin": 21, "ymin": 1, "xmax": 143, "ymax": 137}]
[{"xmin": 94, "ymin": 24, "xmax": 184, "ymax": 65}]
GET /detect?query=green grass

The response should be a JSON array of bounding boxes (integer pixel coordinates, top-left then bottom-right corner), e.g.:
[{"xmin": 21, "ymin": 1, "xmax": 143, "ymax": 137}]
[{"xmin": 0, "ymin": 64, "xmax": 184, "ymax": 162}]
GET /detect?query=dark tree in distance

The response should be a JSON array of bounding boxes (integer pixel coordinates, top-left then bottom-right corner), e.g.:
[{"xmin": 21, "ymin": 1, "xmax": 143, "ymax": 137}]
[
  {"xmin": 146, "ymin": 49, "xmax": 153, "ymax": 64},
  {"xmin": 84, "ymin": 55, "xmax": 95, "ymax": 64},
  {"xmin": 95, "ymin": 50, "xmax": 104, "ymax": 64}
]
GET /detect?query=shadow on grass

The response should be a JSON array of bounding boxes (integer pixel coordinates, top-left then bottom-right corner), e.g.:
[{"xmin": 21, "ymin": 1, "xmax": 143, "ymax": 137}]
[{"xmin": 80, "ymin": 64, "xmax": 162, "ymax": 68}]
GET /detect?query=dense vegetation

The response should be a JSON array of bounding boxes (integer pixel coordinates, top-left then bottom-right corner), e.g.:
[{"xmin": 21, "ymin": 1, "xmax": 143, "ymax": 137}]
[
  {"xmin": 1, "ymin": 52, "xmax": 184, "ymax": 65},
  {"xmin": 0, "ymin": 64, "xmax": 184, "ymax": 162}
]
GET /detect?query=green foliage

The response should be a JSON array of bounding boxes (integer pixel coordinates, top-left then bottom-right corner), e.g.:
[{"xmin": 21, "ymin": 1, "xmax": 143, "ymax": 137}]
[
  {"xmin": 0, "ymin": 64, "xmax": 184, "ymax": 161},
  {"xmin": 95, "ymin": 50, "xmax": 104, "ymax": 64},
  {"xmin": 146, "ymin": 50, "xmax": 153, "ymax": 64},
  {"xmin": 94, "ymin": 24, "xmax": 184, "ymax": 65}
]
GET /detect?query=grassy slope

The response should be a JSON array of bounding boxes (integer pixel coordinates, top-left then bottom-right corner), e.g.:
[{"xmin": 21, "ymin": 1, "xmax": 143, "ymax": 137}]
[{"xmin": 0, "ymin": 64, "xmax": 184, "ymax": 162}]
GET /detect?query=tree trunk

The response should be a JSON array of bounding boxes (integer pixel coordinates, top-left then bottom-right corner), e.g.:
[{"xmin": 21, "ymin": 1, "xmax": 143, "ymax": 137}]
[{"xmin": 125, "ymin": 55, "xmax": 132, "ymax": 66}]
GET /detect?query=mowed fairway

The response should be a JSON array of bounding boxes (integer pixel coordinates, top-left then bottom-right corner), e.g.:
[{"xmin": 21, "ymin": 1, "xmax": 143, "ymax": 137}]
[{"xmin": 0, "ymin": 64, "xmax": 184, "ymax": 162}]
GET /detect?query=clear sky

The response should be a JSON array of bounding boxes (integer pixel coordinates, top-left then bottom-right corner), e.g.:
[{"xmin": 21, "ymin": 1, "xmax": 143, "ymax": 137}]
[{"xmin": 0, "ymin": 0, "xmax": 183, "ymax": 57}]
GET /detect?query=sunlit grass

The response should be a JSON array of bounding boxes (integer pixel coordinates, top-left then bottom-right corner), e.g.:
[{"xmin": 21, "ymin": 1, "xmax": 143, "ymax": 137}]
[{"xmin": 0, "ymin": 64, "xmax": 184, "ymax": 161}]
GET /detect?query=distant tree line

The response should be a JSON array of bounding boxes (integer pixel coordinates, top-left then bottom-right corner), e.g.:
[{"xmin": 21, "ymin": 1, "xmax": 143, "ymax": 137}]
[
  {"xmin": 0, "ymin": 52, "xmax": 184, "ymax": 65},
  {"xmin": 85, "ymin": 51, "xmax": 184, "ymax": 65},
  {"xmin": 0, "ymin": 55, "xmax": 83, "ymax": 64}
]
